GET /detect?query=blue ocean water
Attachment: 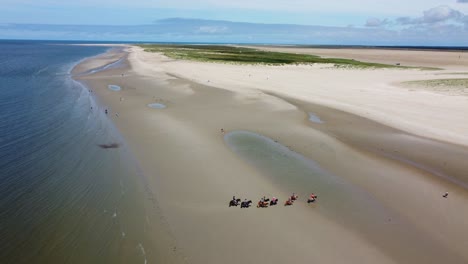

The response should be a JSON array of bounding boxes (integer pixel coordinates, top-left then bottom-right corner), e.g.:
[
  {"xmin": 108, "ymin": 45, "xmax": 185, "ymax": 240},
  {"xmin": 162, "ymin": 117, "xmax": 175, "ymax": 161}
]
[{"xmin": 0, "ymin": 41, "xmax": 156, "ymax": 263}]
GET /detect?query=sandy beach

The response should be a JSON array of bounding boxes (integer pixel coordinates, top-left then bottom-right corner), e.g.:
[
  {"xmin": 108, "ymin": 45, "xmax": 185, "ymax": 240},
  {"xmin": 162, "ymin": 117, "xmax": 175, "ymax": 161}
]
[{"xmin": 74, "ymin": 45, "xmax": 468, "ymax": 264}]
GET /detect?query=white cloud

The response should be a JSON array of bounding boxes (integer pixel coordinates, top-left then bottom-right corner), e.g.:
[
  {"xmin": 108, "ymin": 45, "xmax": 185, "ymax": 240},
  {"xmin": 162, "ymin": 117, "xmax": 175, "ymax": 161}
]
[
  {"xmin": 395, "ymin": 5, "xmax": 466, "ymax": 25},
  {"xmin": 422, "ymin": 5, "xmax": 464, "ymax": 23}
]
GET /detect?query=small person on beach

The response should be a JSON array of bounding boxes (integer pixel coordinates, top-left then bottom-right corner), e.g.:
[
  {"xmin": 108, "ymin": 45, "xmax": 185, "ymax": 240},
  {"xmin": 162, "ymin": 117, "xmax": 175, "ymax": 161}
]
[
  {"xmin": 221, "ymin": 128, "xmax": 225, "ymax": 134},
  {"xmin": 443, "ymin": 192, "xmax": 448, "ymax": 198}
]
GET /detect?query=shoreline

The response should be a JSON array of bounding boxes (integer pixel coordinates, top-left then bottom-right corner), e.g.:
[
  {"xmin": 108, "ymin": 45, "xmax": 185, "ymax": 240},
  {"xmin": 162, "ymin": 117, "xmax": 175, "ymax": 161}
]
[
  {"xmin": 71, "ymin": 49, "xmax": 187, "ymax": 264},
  {"xmin": 74, "ymin": 45, "xmax": 468, "ymax": 264}
]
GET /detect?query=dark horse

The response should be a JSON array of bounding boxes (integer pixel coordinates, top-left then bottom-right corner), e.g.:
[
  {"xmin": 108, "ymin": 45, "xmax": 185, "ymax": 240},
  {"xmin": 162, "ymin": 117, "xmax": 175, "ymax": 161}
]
[
  {"xmin": 270, "ymin": 198, "xmax": 278, "ymax": 206},
  {"xmin": 229, "ymin": 198, "xmax": 241, "ymax": 207},
  {"xmin": 241, "ymin": 200, "xmax": 252, "ymax": 208}
]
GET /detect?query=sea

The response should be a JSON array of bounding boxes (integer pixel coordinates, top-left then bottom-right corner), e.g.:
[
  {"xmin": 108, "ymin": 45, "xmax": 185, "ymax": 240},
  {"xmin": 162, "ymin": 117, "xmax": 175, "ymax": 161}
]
[{"xmin": 0, "ymin": 40, "xmax": 156, "ymax": 263}]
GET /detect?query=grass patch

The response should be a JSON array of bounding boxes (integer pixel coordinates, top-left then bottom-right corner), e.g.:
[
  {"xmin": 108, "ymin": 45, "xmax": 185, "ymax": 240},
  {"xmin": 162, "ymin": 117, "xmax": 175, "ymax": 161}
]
[
  {"xmin": 435, "ymin": 72, "xmax": 468, "ymax": 75},
  {"xmin": 403, "ymin": 78, "xmax": 468, "ymax": 96},
  {"xmin": 405, "ymin": 78, "xmax": 468, "ymax": 87},
  {"xmin": 139, "ymin": 44, "xmax": 410, "ymax": 69}
]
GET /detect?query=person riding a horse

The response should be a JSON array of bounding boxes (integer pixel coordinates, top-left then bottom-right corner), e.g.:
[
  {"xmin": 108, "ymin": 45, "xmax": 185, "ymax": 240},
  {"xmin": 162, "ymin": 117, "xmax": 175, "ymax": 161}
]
[
  {"xmin": 307, "ymin": 193, "xmax": 318, "ymax": 203},
  {"xmin": 270, "ymin": 197, "xmax": 278, "ymax": 205},
  {"xmin": 291, "ymin": 193, "xmax": 298, "ymax": 201},
  {"xmin": 229, "ymin": 196, "xmax": 241, "ymax": 207}
]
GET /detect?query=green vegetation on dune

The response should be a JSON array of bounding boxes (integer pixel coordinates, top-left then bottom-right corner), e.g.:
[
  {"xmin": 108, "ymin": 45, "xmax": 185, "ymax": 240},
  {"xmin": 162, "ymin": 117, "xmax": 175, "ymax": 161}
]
[
  {"xmin": 139, "ymin": 44, "xmax": 408, "ymax": 68},
  {"xmin": 403, "ymin": 78, "xmax": 468, "ymax": 96},
  {"xmin": 405, "ymin": 78, "xmax": 468, "ymax": 87}
]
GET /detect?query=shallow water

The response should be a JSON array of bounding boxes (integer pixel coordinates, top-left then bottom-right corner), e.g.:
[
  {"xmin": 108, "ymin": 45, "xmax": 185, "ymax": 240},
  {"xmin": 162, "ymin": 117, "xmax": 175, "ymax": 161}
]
[
  {"xmin": 108, "ymin": 84, "xmax": 121, "ymax": 91},
  {"xmin": 224, "ymin": 131, "xmax": 388, "ymax": 222},
  {"xmin": 0, "ymin": 40, "xmax": 157, "ymax": 264},
  {"xmin": 147, "ymin": 103, "xmax": 166, "ymax": 109},
  {"xmin": 308, "ymin": 112, "xmax": 323, "ymax": 123}
]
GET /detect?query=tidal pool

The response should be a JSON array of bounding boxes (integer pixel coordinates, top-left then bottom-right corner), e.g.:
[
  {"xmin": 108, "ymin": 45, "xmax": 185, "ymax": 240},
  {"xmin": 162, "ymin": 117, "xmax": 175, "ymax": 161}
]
[
  {"xmin": 224, "ymin": 130, "xmax": 390, "ymax": 226},
  {"xmin": 108, "ymin": 85, "xmax": 121, "ymax": 91},
  {"xmin": 308, "ymin": 112, "xmax": 323, "ymax": 123},
  {"xmin": 147, "ymin": 103, "xmax": 166, "ymax": 109}
]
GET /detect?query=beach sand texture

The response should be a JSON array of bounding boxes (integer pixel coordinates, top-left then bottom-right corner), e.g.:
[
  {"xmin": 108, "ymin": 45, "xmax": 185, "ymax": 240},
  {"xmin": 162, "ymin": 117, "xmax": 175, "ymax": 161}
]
[{"xmin": 75, "ymin": 45, "xmax": 468, "ymax": 264}]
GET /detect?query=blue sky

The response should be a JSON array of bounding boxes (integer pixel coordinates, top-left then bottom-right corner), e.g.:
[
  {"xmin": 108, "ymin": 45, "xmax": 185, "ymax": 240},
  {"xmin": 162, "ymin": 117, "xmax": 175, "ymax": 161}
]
[{"xmin": 1, "ymin": 0, "xmax": 468, "ymax": 45}]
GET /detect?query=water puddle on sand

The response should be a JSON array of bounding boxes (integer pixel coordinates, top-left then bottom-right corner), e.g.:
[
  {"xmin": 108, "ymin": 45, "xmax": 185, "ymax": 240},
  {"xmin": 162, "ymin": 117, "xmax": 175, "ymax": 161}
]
[
  {"xmin": 147, "ymin": 103, "xmax": 166, "ymax": 109},
  {"xmin": 224, "ymin": 130, "xmax": 390, "ymax": 227},
  {"xmin": 108, "ymin": 84, "xmax": 121, "ymax": 91},
  {"xmin": 308, "ymin": 112, "xmax": 323, "ymax": 123}
]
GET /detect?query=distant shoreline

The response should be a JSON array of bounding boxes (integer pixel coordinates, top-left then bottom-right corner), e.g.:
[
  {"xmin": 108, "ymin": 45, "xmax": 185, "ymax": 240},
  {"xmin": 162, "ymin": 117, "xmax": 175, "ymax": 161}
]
[{"xmin": 2, "ymin": 39, "xmax": 468, "ymax": 51}]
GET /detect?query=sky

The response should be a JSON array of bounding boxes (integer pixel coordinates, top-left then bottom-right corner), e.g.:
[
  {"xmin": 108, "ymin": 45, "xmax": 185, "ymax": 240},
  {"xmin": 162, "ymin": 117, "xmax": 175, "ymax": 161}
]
[{"xmin": 1, "ymin": 0, "xmax": 468, "ymax": 45}]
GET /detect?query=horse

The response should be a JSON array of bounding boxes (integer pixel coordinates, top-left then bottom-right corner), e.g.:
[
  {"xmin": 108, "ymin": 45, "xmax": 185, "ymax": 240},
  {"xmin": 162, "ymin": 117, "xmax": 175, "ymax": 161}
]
[
  {"xmin": 257, "ymin": 201, "xmax": 269, "ymax": 208},
  {"xmin": 229, "ymin": 198, "xmax": 241, "ymax": 207},
  {"xmin": 307, "ymin": 194, "xmax": 318, "ymax": 203},
  {"xmin": 270, "ymin": 198, "xmax": 278, "ymax": 206},
  {"xmin": 241, "ymin": 200, "xmax": 252, "ymax": 208}
]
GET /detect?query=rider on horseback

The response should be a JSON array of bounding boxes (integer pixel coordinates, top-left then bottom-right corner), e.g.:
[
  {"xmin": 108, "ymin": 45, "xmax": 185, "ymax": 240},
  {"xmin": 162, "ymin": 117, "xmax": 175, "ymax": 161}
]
[
  {"xmin": 290, "ymin": 193, "xmax": 298, "ymax": 201},
  {"xmin": 269, "ymin": 196, "xmax": 278, "ymax": 206},
  {"xmin": 229, "ymin": 196, "xmax": 241, "ymax": 207},
  {"xmin": 307, "ymin": 193, "xmax": 318, "ymax": 203}
]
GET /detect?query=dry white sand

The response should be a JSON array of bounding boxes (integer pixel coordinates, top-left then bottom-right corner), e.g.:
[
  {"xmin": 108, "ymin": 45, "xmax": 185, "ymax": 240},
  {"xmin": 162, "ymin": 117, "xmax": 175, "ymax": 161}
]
[
  {"xmin": 248, "ymin": 46, "xmax": 468, "ymax": 69},
  {"xmin": 75, "ymin": 46, "xmax": 468, "ymax": 264},
  {"xmin": 131, "ymin": 46, "xmax": 468, "ymax": 147}
]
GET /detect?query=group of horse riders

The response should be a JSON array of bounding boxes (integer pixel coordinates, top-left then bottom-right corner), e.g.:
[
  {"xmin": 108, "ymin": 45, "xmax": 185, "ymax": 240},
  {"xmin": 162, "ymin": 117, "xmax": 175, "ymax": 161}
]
[{"xmin": 229, "ymin": 193, "xmax": 318, "ymax": 208}]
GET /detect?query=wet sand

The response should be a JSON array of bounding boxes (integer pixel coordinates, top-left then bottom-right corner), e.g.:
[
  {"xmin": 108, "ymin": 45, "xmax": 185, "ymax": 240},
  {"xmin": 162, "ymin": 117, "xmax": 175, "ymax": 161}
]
[{"xmin": 74, "ymin": 45, "xmax": 468, "ymax": 264}]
